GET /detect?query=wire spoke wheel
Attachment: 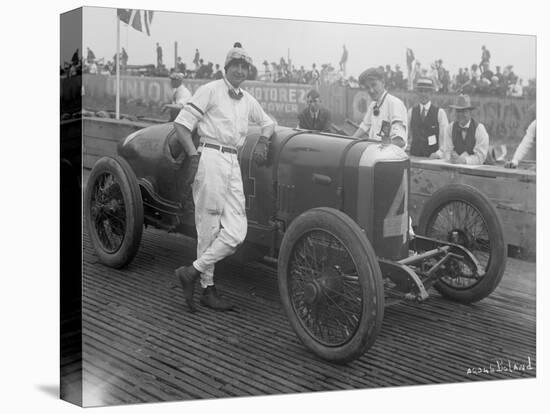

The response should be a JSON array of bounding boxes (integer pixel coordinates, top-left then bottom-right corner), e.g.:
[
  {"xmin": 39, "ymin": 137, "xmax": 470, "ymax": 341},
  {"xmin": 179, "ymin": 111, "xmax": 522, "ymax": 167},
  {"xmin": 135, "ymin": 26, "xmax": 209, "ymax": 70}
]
[
  {"xmin": 289, "ymin": 230, "xmax": 362, "ymax": 346},
  {"xmin": 90, "ymin": 172, "xmax": 127, "ymax": 253},
  {"xmin": 418, "ymin": 184, "xmax": 506, "ymax": 303},
  {"xmin": 85, "ymin": 156, "xmax": 144, "ymax": 268},
  {"xmin": 425, "ymin": 200, "xmax": 489, "ymax": 290},
  {"xmin": 278, "ymin": 208, "xmax": 384, "ymax": 364}
]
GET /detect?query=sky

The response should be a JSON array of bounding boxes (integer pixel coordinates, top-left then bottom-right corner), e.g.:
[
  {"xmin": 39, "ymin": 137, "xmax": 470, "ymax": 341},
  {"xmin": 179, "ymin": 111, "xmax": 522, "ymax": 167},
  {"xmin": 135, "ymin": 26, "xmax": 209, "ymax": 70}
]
[{"xmin": 75, "ymin": 6, "xmax": 536, "ymax": 81}]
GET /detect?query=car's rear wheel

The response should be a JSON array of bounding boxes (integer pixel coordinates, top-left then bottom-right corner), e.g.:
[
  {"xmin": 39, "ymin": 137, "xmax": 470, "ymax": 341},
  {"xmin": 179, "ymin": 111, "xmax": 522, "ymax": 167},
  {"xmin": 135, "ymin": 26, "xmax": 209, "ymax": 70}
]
[
  {"xmin": 85, "ymin": 156, "xmax": 143, "ymax": 268},
  {"xmin": 278, "ymin": 207, "xmax": 384, "ymax": 364},
  {"xmin": 417, "ymin": 184, "xmax": 506, "ymax": 303}
]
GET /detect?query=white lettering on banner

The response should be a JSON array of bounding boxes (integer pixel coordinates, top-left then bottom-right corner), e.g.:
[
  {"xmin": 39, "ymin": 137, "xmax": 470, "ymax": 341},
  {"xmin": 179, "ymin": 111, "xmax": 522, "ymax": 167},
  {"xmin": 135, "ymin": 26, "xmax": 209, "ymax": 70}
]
[
  {"xmin": 298, "ymin": 89, "xmax": 307, "ymax": 103},
  {"xmin": 126, "ymin": 80, "xmax": 138, "ymax": 100},
  {"xmin": 162, "ymin": 83, "xmax": 172, "ymax": 101},
  {"xmin": 148, "ymin": 82, "xmax": 161, "ymax": 102},
  {"xmin": 261, "ymin": 102, "xmax": 299, "ymax": 114},
  {"xmin": 139, "ymin": 81, "xmax": 146, "ymax": 100},
  {"xmin": 260, "ymin": 88, "xmax": 269, "ymax": 100},
  {"xmin": 383, "ymin": 170, "xmax": 408, "ymax": 243},
  {"xmin": 254, "ymin": 88, "xmax": 263, "ymax": 100},
  {"xmin": 270, "ymin": 88, "xmax": 277, "ymax": 101},
  {"xmin": 288, "ymin": 89, "xmax": 296, "ymax": 102}
]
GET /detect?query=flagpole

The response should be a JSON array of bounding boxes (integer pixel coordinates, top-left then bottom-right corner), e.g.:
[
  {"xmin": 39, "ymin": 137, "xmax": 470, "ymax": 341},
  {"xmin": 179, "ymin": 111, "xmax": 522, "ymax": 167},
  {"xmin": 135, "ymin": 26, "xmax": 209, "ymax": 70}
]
[{"xmin": 116, "ymin": 14, "xmax": 120, "ymax": 120}]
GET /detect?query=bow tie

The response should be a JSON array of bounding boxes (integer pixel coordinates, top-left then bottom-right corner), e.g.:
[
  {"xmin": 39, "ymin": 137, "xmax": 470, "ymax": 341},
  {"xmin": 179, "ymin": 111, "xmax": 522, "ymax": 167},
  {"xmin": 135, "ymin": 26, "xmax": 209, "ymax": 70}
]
[
  {"xmin": 459, "ymin": 125, "xmax": 469, "ymax": 132},
  {"xmin": 228, "ymin": 88, "xmax": 244, "ymax": 100}
]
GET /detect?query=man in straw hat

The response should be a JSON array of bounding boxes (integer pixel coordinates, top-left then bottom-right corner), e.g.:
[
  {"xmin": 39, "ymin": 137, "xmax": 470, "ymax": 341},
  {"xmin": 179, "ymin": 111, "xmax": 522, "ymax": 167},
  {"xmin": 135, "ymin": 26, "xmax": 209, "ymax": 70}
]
[
  {"xmin": 172, "ymin": 43, "xmax": 275, "ymax": 312},
  {"xmin": 162, "ymin": 72, "xmax": 192, "ymax": 121},
  {"xmin": 430, "ymin": 94, "xmax": 489, "ymax": 165},
  {"xmin": 407, "ymin": 77, "xmax": 448, "ymax": 157},
  {"xmin": 352, "ymin": 67, "xmax": 407, "ymax": 147}
]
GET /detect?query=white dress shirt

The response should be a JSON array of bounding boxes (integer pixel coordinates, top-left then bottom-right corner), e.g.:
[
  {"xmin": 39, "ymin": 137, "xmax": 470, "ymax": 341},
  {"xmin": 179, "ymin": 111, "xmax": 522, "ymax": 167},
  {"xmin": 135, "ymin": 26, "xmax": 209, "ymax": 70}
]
[
  {"xmin": 174, "ymin": 78, "xmax": 274, "ymax": 148},
  {"xmin": 436, "ymin": 120, "xmax": 489, "ymax": 165},
  {"xmin": 358, "ymin": 91, "xmax": 408, "ymax": 142},
  {"xmin": 512, "ymin": 120, "xmax": 536, "ymax": 163},
  {"xmin": 407, "ymin": 101, "xmax": 449, "ymax": 150}
]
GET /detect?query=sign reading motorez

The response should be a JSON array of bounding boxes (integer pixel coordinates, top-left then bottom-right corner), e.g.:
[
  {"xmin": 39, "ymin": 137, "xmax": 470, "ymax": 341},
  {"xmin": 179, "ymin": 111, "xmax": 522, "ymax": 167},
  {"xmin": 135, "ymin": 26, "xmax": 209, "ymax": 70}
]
[{"xmin": 83, "ymin": 75, "xmax": 311, "ymax": 126}]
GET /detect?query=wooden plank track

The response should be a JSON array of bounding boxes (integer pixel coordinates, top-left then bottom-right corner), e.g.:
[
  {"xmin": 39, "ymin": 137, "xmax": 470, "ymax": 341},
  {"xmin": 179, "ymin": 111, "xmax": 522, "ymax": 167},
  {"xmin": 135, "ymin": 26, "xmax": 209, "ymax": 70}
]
[{"xmin": 82, "ymin": 225, "xmax": 536, "ymax": 407}]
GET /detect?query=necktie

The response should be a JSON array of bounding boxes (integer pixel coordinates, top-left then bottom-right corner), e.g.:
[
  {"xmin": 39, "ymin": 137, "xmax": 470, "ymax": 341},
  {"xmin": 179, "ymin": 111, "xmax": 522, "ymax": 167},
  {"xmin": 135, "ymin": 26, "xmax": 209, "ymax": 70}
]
[{"xmin": 421, "ymin": 106, "xmax": 427, "ymax": 120}]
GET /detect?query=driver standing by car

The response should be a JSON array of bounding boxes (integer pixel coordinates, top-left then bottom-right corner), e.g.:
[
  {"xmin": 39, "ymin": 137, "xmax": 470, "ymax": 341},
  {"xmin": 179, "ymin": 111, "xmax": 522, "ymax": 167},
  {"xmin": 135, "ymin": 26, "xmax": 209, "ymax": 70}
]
[
  {"xmin": 352, "ymin": 67, "xmax": 407, "ymax": 147},
  {"xmin": 172, "ymin": 43, "xmax": 275, "ymax": 312}
]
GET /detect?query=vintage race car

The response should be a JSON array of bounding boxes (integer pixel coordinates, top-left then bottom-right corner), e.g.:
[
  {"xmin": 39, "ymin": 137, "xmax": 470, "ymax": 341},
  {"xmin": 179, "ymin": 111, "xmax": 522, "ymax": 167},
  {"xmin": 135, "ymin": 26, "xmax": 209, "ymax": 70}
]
[{"xmin": 85, "ymin": 123, "xmax": 506, "ymax": 363}]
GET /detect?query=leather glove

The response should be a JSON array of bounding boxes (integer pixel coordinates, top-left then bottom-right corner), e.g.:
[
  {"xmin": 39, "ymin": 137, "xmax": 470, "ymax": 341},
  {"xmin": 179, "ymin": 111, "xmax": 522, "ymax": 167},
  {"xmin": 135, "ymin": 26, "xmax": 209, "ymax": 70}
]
[
  {"xmin": 253, "ymin": 136, "xmax": 270, "ymax": 165},
  {"xmin": 184, "ymin": 154, "xmax": 200, "ymax": 187},
  {"xmin": 390, "ymin": 136, "xmax": 406, "ymax": 148}
]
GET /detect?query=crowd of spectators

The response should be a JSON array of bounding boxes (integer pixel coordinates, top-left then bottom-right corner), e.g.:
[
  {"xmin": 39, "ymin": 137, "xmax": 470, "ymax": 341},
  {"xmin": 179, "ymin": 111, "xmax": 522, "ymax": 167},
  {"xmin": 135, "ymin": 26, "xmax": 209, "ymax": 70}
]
[
  {"xmin": 69, "ymin": 45, "xmax": 535, "ymax": 99},
  {"xmin": 402, "ymin": 46, "xmax": 535, "ymax": 98}
]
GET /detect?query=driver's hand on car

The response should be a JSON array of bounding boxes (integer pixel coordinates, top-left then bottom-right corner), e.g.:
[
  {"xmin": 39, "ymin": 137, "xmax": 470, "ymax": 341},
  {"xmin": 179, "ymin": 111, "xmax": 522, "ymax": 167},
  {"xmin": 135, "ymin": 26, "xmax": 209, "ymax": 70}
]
[
  {"xmin": 504, "ymin": 160, "xmax": 518, "ymax": 169},
  {"xmin": 184, "ymin": 154, "xmax": 200, "ymax": 187},
  {"xmin": 429, "ymin": 152, "xmax": 441, "ymax": 160},
  {"xmin": 253, "ymin": 136, "xmax": 270, "ymax": 165}
]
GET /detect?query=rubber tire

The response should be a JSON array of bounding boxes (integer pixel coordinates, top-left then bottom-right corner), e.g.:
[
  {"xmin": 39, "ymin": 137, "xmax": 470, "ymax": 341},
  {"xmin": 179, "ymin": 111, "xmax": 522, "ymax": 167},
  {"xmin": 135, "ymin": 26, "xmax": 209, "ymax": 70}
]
[
  {"xmin": 417, "ymin": 184, "xmax": 506, "ymax": 303},
  {"xmin": 278, "ymin": 207, "xmax": 384, "ymax": 364},
  {"xmin": 85, "ymin": 156, "xmax": 144, "ymax": 268}
]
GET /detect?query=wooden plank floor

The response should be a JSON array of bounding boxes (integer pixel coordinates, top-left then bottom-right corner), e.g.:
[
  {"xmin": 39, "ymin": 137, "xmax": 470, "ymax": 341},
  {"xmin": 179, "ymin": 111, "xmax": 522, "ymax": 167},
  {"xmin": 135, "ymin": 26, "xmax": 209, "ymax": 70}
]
[{"xmin": 80, "ymin": 226, "xmax": 536, "ymax": 407}]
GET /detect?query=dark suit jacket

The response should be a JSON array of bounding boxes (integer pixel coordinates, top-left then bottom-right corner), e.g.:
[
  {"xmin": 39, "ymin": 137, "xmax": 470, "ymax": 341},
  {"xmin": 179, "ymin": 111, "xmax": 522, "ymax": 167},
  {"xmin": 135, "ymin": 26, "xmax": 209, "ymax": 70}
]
[{"xmin": 298, "ymin": 107, "xmax": 332, "ymax": 132}]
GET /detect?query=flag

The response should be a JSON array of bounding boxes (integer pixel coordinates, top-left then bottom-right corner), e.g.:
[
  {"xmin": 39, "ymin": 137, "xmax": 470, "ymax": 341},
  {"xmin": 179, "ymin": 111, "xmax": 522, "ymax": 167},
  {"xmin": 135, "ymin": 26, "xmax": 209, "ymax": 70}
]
[{"xmin": 117, "ymin": 9, "xmax": 154, "ymax": 36}]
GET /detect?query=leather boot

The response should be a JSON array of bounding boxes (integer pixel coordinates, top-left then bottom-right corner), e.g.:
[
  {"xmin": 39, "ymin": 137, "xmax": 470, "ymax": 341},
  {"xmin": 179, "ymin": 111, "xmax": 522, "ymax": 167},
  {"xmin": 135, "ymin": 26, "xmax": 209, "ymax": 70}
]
[
  {"xmin": 175, "ymin": 265, "xmax": 200, "ymax": 312},
  {"xmin": 200, "ymin": 286, "xmax": 234, "ymax": 311}
]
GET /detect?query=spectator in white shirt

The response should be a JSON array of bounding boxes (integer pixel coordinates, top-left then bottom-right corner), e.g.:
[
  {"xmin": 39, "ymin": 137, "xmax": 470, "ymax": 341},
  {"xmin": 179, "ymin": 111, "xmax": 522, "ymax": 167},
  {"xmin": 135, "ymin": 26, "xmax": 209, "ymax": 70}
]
[
  {"xmin": 407, "ymin": 77, "xmax": 449, "ymax": 157},
  {"xmin": 505, "ymin": 119, "xmax": 536, "ymax": 168},
  {"xmin": 352, "ymin": 67, "xmax": 407, "ymax": 147},
  {"xmin": 431, "ymin": 94, "xmax": 489, "ymax": 165},
  {"xmin": 509, "ymin": 79, "xmax": 524, "ymax": 98},
  {"xmin": 88, "ymin": 61, "xmax": 98, "ymax": 75},
  {"xmin": 163, "ymin": 72, "xmax": 192, "ymax": 121}
]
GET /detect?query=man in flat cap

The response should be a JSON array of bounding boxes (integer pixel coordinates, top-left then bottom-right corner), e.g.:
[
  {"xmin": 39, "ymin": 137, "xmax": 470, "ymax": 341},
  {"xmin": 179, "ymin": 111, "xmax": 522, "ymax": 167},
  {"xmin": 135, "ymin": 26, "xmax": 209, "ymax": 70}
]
[
  {"xmin": 162, "ymin": 72, "xmax": 192, "ymax": 121},
  {"xmin": 352, "ymin": 67, "xmax": 407, "ymax": 147},
  {"xmin": 172, "ymin": 43, "xmax": 275, "ymax": 312},
  {"xmin": 407, "ymin": 77, "xmax": 449, "ymax": 157},
  {"xmin": 297, "ymin": 89, "xmax": 332, "ymax": 132},
  {"xmin": 431, "ymin": 94, "xmax": 489, "ymax": 165}
]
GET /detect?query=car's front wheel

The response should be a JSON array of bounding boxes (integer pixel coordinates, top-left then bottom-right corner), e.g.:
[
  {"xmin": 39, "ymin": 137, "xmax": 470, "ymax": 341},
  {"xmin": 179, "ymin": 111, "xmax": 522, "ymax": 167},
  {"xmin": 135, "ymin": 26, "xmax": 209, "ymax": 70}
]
[
  {"xmin": 417, "ymin": 184, "xmax": 506, "ymax": 303},
  {"xmin": 85, "ymin": 156, "xmax": 143, "ymax": 268},
  {"xmin": 278, "ymin": 207, "xmax": 384, "ymax": 364}
]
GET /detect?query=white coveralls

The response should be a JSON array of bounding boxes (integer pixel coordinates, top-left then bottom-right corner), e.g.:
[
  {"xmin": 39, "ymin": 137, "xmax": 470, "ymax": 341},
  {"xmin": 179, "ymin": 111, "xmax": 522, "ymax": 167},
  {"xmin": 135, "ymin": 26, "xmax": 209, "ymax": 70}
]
[{"xmin": 174, "ymin": 78, "xmax": 274, "ymax": 288}]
